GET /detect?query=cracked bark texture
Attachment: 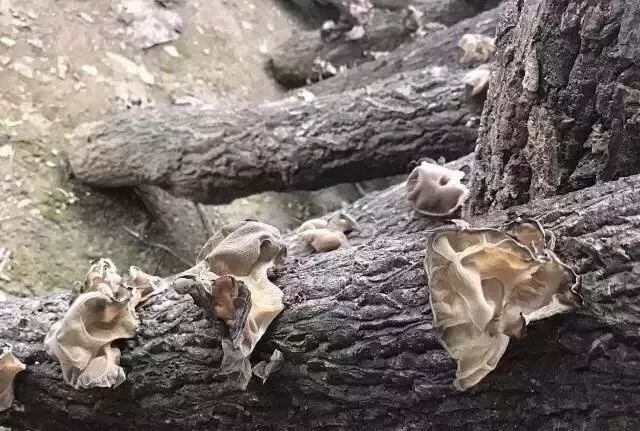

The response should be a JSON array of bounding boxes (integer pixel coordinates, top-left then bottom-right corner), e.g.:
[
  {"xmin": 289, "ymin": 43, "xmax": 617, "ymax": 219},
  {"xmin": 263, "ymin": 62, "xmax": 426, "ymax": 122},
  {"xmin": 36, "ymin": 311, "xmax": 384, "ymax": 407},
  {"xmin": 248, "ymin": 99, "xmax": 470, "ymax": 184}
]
[
  {"xmin": 468, "ymin": 0, "xmax": 640, "ymax": 214},
  {"xmin": 306, "ymin": 5, "xmax": 502, "ymax": 95},
  {"xmin": 1, "ymin": 173, "xmax": 639, "ymax": 430},
  {"xmin": 68, "ymin": 66, "xmax": 481, "ymax": 204},
  {"xmin": 269, "ymin": 1, "xmax": 499, "ymax": 88}
]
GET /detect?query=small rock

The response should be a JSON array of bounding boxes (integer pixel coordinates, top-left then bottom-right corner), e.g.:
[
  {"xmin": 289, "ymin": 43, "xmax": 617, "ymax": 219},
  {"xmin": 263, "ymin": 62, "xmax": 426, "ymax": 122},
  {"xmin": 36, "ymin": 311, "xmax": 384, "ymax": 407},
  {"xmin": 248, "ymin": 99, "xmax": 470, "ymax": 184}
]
[
  {"xmin": 35, "ymin": 71, "xmax": 53, "ymax": 83},
  {"xmin": 115, "ymin": 0, "xmax": 183, "ymax": 49},
  {"xmin": 10, "ymin": 62, "xmax": 34, "ymax": 79},
  {"xmin": 17, "ymin": 198, "xmax": 31, "ymax": 208},
  {"xmin": 171, "ymin": 94, "xmax": 203, "ymax": 106},
  {"xmin": 105, "ymin": 51, "xmax": 139, "ymax": 75},
  {"xmin": 81, "ymin": 64, "xmax": 98, "ymax": 76},
  {"xmin": 202, "ymin": 48, "xmax": 210, "ymax": 55},
  {"xmin": 258, "ymin": 42, "xmax": 268, "ymax": 54},
  {"xmin": 0, "ymin": 56, "xmax": 10, "ymax": 66},
  {"xmin": 27, "ymin": 38, "xmax": 44, "ymax": 50},
  {"xmin": 137, "ymin": 64, "xmax": 155, "ymax": 85},
  {"xmin": 45, "ymin": 161, "xmax": 56, "ymax": 168},
  {"xmin": 79, "ymin": 12, "xmax": 95, "ymax": 23},
  {"xmin": 56, "ymin": 56, "xmax": 68, "ymax": 80},
  {"xmin": 0, "ymin": 145, "xmax": 13, "ymax": 159},
  {"xmin": 0, "ymin": 37, "xmax": 16, "ymax": 48},
  {"xmin": 240, "ymin": 20, "xmax": 252, "ymax": 30},
  {"xmin": 163, "ymin": 45, "xmax": 180, "ymax": 57}
]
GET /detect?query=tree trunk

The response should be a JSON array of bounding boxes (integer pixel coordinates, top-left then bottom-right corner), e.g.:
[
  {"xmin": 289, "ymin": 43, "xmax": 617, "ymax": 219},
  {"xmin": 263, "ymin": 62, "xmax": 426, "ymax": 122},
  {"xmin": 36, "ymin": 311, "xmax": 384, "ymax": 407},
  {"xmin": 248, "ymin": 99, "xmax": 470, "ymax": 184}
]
[
  {"xmin": 269, "ymin": 1, "xmax": 499, "ymax": 89},
  {"xmin": 1, "ymin": 173, "xmax": 639, "ymax": 430},
  {"xmin": 467, "ymin": 0, "xmax": 640, "ymax": 214},
  {"xmin": 68, "ymin": 66, "xmax": 481, "ymax": 205},
  {"xmin": 307, "ymin": 5, "xmax": 502, "ymax": 95}
]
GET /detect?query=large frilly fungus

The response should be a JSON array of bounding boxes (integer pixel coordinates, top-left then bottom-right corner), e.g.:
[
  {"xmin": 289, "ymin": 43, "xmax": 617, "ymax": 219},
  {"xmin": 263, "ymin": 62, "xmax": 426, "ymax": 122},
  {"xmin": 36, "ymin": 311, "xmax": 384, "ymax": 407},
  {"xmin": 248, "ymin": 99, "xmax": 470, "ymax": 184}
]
[
  {"xmin": 424, "ymin": 219, "xmax": 581, "ymax": 390},
  {"xmin": 175, "ymin": 219, "xmax": 288, "ymax": 388},
  {"xmin": 44, "ymin": 258, "xmax": 167, "ymax": 389},
  {"xmin": 0, "ymin": 343, "xmax": 26, "ymax": 412}
]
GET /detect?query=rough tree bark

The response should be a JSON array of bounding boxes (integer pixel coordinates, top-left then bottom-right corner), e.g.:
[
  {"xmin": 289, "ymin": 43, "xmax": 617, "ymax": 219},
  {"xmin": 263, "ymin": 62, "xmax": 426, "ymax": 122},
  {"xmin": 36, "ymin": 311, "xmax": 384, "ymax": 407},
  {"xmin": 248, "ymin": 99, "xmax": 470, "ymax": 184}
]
[
  {"xmin": 268, "ymin": 1, "xmax": 498, "ymax": 88},
  {"xmin": 68, "ymin": 66, "xmax": 481, "ymax": 204},
  {"xmin": 306, "ymin": 5, "xmax": 502, "ymax": 95},
  {"xmin": 468, "ymin": 0, "xmax": 640, "ymax": 214},
  {"xmin": 1, "ymin": 173, "xmax": 639, "ymax": 430}
]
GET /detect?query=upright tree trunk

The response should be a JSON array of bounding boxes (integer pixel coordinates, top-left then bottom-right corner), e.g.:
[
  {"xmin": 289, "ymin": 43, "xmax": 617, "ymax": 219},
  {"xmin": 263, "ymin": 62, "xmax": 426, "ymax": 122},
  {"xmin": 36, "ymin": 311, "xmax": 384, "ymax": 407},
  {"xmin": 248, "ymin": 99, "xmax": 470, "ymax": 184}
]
[{"xmin": 468, "ymin": 0, "xmax": 640, "ymax": 214}]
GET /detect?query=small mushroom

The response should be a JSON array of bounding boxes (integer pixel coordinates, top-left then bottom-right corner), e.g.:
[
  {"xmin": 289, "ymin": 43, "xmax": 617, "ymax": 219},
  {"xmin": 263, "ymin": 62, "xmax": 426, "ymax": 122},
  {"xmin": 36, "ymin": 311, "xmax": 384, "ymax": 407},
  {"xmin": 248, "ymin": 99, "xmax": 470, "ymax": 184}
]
[
  {"xmin": 424, "ymin": 220, "xmax": 580, "ymax": 390},
  {"xmin": 406, "ymin": 161, "xmax": 469, "ymax": 217},
  {"xmin": 463, "ymin": 66, "xmax": 491, "ymax": 97},
  {"xmin": 181, "ymin": 220, "xmax": 288, "ymax": 388},
  {"xmin": 0, "ymin": 344, "xmax": 26, "ymax": 412},
  {"xmin": 457, "ymin": 33, "xmax": 496, "ymax": 64},
  {"xmin": 296, "ymin": 213, "xmax": 361, "ymax": 253},
  {"xmin": 44, "ymin": 259, "xmax": 161, "ymax": 389}
]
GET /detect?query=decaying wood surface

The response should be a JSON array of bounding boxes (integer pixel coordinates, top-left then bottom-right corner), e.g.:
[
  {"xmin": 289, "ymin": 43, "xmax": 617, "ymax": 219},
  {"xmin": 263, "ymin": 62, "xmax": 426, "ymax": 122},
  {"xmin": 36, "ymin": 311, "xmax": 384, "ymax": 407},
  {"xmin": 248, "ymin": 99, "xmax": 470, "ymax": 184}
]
[
  {"xmin": 269, "ymin": 1, "xmax": 498, "ymax": 88},
  {"xmin": 306, "ymin": 5, "xmax": 501, "ymax": 95},
  {"xmin": 468, "ymin": 0, "xmax": 640, "ymax": 214},
  {"xmin": 1, "ymin": 172, "xmax": 639, "ymax": 430},
  {"xmin": 68, "ymin": 66, "xmax": 481, "ymax": 204}
]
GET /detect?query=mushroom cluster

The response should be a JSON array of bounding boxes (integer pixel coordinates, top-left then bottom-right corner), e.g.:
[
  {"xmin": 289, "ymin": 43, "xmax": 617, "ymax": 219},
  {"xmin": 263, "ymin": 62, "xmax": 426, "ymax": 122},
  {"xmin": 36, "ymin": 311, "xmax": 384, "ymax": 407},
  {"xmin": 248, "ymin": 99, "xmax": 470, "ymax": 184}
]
[
  {"xmin": 44, "ymin": 258, "xmax": 167, "ymax": 389},
  {"xmin": 424, "ymin": 219, "xmax": 581, "ymax": 390},
  {"xmin": 296, "ymin": 213, "xmax": 360, "ymax": 252},
  {"xmin": 175, "ymin": 219, "xmax": 288, "ymax": 388},
  {"xmin": 406, "ymin": 160, "xmax": 469, "ymax": 217},
  {"xmin": 0, "ymin": 343, "xmax": 25, "ymax": 412}
]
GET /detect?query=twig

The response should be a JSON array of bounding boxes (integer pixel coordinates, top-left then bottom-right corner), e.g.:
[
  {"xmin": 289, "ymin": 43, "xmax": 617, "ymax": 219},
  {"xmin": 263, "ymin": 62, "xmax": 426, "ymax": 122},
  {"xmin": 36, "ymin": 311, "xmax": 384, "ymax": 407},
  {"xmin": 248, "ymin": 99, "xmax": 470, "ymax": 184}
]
[
  {"xmin": 122, "ymin": 226, "xmax": 194, "ymax": 268},
  {"xmin": 0, "ymin": 247, "xmax": 11, "ymax": 281},
  {"xmin": 196, "ymin": 203, "xmax": 215, "ymax": 239},
  {"xmin": 354, "ymin": 182, "xmax": 368, "ymax": 197}
]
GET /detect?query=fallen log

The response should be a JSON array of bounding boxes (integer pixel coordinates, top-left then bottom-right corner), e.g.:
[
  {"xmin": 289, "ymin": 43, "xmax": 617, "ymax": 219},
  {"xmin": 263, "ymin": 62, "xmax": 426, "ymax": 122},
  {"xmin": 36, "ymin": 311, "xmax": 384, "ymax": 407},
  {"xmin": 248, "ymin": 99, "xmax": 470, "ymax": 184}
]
[
  {"xmin": 1, "ymin": 173, "xmax": 639, "ymax": 430},
  {"xmin": 68, "ymin": 66, "xmax": 481, "ymax": 205},
  {"xmin": 468, "ymin": 0, "xmax": 640, "ymax": 214},
  {"xmin": 269, "ymin": 1, "xmax": 498, "ymax": 88},
  {"xmin": 307, "ymin": 4, "xmax": 502, "ymax": 95}
]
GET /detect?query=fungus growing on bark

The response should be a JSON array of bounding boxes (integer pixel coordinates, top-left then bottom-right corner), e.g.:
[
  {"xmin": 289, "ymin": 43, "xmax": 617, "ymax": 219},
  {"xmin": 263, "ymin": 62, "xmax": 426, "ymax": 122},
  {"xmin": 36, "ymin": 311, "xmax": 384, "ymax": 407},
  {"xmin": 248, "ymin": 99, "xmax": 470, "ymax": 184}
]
[
  {"xmin": 0, "ymin": 344, "xmax": 26, "ymax": 412},
  {"xmin": 424, "ymin": 220, "xmax": 580, "ymax": 390},
  {"xmin": 177, "ymin": 220, "xmax": 288, "ymax": 388},
  {"xmin": 296, "ymin": 213, "xmax": 361, "ymax": 252},
  {"xmin": 45, "ymin": 258, "xmax": 163, "ymax": 389},
  {"xmin": 406, "ymin": 161, "xmax": 469, "ymax": 217},
  {"xmin": 463, "ymin": 66, "xmax": 491, "ymax": 97},
  {"xmin": 457, "ymin": 33, "xmax": 496, "ymax": 64}
]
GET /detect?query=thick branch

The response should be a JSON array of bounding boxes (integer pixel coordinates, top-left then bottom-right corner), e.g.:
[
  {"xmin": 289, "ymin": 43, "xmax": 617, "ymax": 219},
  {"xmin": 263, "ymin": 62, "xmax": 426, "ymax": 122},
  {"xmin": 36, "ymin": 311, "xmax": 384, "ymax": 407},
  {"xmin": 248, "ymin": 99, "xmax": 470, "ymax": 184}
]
[
  {"xmin": 2, "ymin": 174, "xmax": 640, "ymax": 430},
  {"xmin": 269, "ymin": 1, "xmax": 498, "ymax": 88},
  {"xmin": 68, "ymin": 66, "xmax": 480, "ymax": 204},
  {"xmin": 307, "ymin": 5, "xmax": 502, "ymax": 95},
  {"xmin": 468, "ymin": 0, "xmax": 640, "ymax": 214}
]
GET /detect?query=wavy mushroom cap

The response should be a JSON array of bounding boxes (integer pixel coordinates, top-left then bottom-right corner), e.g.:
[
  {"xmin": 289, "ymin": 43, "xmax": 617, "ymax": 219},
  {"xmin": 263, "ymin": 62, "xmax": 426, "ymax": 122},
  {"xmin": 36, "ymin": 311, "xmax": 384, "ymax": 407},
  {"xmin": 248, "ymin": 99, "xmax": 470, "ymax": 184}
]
[
  {"xmin": 424, "ymin": 222, "xmax": 579, "ymax": 390},
  {"xmin": 45, "ymin": 260, "xmax": 150, "ymax": 389},
  {"xmin": 0, "ymin": 345, "xmax": 26, "ymax": 412},
  {"xmin": 406, "ymin": 161, "xmax": 469, "ymax": 216},
  {"xmin": 185, "ymin": 220, "xmax": 288, "ymax": 389},
  {"xmin": 463, "ymin": 67, "xmax": 491, "ymax": 97},
  {"xmin": 298, "ymin": 228, "xmax": 349, "ymax": 253},
  {"xmin": 197, "ymin": 220, "xmax": 287, "ymax": 277}
]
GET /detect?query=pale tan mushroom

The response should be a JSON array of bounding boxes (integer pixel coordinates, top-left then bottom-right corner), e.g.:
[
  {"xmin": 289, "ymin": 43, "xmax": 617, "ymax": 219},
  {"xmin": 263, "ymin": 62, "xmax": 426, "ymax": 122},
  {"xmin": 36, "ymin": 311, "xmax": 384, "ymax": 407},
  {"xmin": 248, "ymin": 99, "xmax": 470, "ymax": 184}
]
[
  {"xmin": 406, "ymin": 161, "xmax": 469, "ymax": 217},
  {"xmin": 179, "ymin": 220, "xmax": 288, "ymax": 388},
  {"xmin": 0, "ymin": 344, "xmax": 26, "ymax": 412},
  {"xmin": 457, "ymin": 33, "xmax": 496, "ymax": 64},
  {"xmin": 45, "ymin": 258, "xmax": 162, "ymax": 389},
  {"xmin": 296, "ymin": 213, "xmax": 360, "ymax": 253},
  {"xmin": 463, "ymin": 67, "xmax": 491, "ymax": 97},
  {"xmin": 424, "ymin": 221, "xmax": 580, "ymax": 390}
]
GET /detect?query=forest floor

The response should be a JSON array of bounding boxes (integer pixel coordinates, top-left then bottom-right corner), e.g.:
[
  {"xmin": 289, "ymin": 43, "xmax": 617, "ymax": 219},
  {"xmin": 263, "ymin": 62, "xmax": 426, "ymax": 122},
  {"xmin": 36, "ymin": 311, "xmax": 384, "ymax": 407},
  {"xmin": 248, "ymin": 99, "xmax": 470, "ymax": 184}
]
[{"xmin": 0, "ymin": 0, "xmax": 369, "ymax": 299}]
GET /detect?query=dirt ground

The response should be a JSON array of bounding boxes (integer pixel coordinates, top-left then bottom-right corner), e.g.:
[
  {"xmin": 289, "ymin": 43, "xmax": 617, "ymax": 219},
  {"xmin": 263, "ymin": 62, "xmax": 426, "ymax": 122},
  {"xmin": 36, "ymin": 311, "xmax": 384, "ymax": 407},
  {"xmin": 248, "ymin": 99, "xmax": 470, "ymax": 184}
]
[{"xmin": 0, "ymin": 0, "xmax": 375, "ymax": 299}]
